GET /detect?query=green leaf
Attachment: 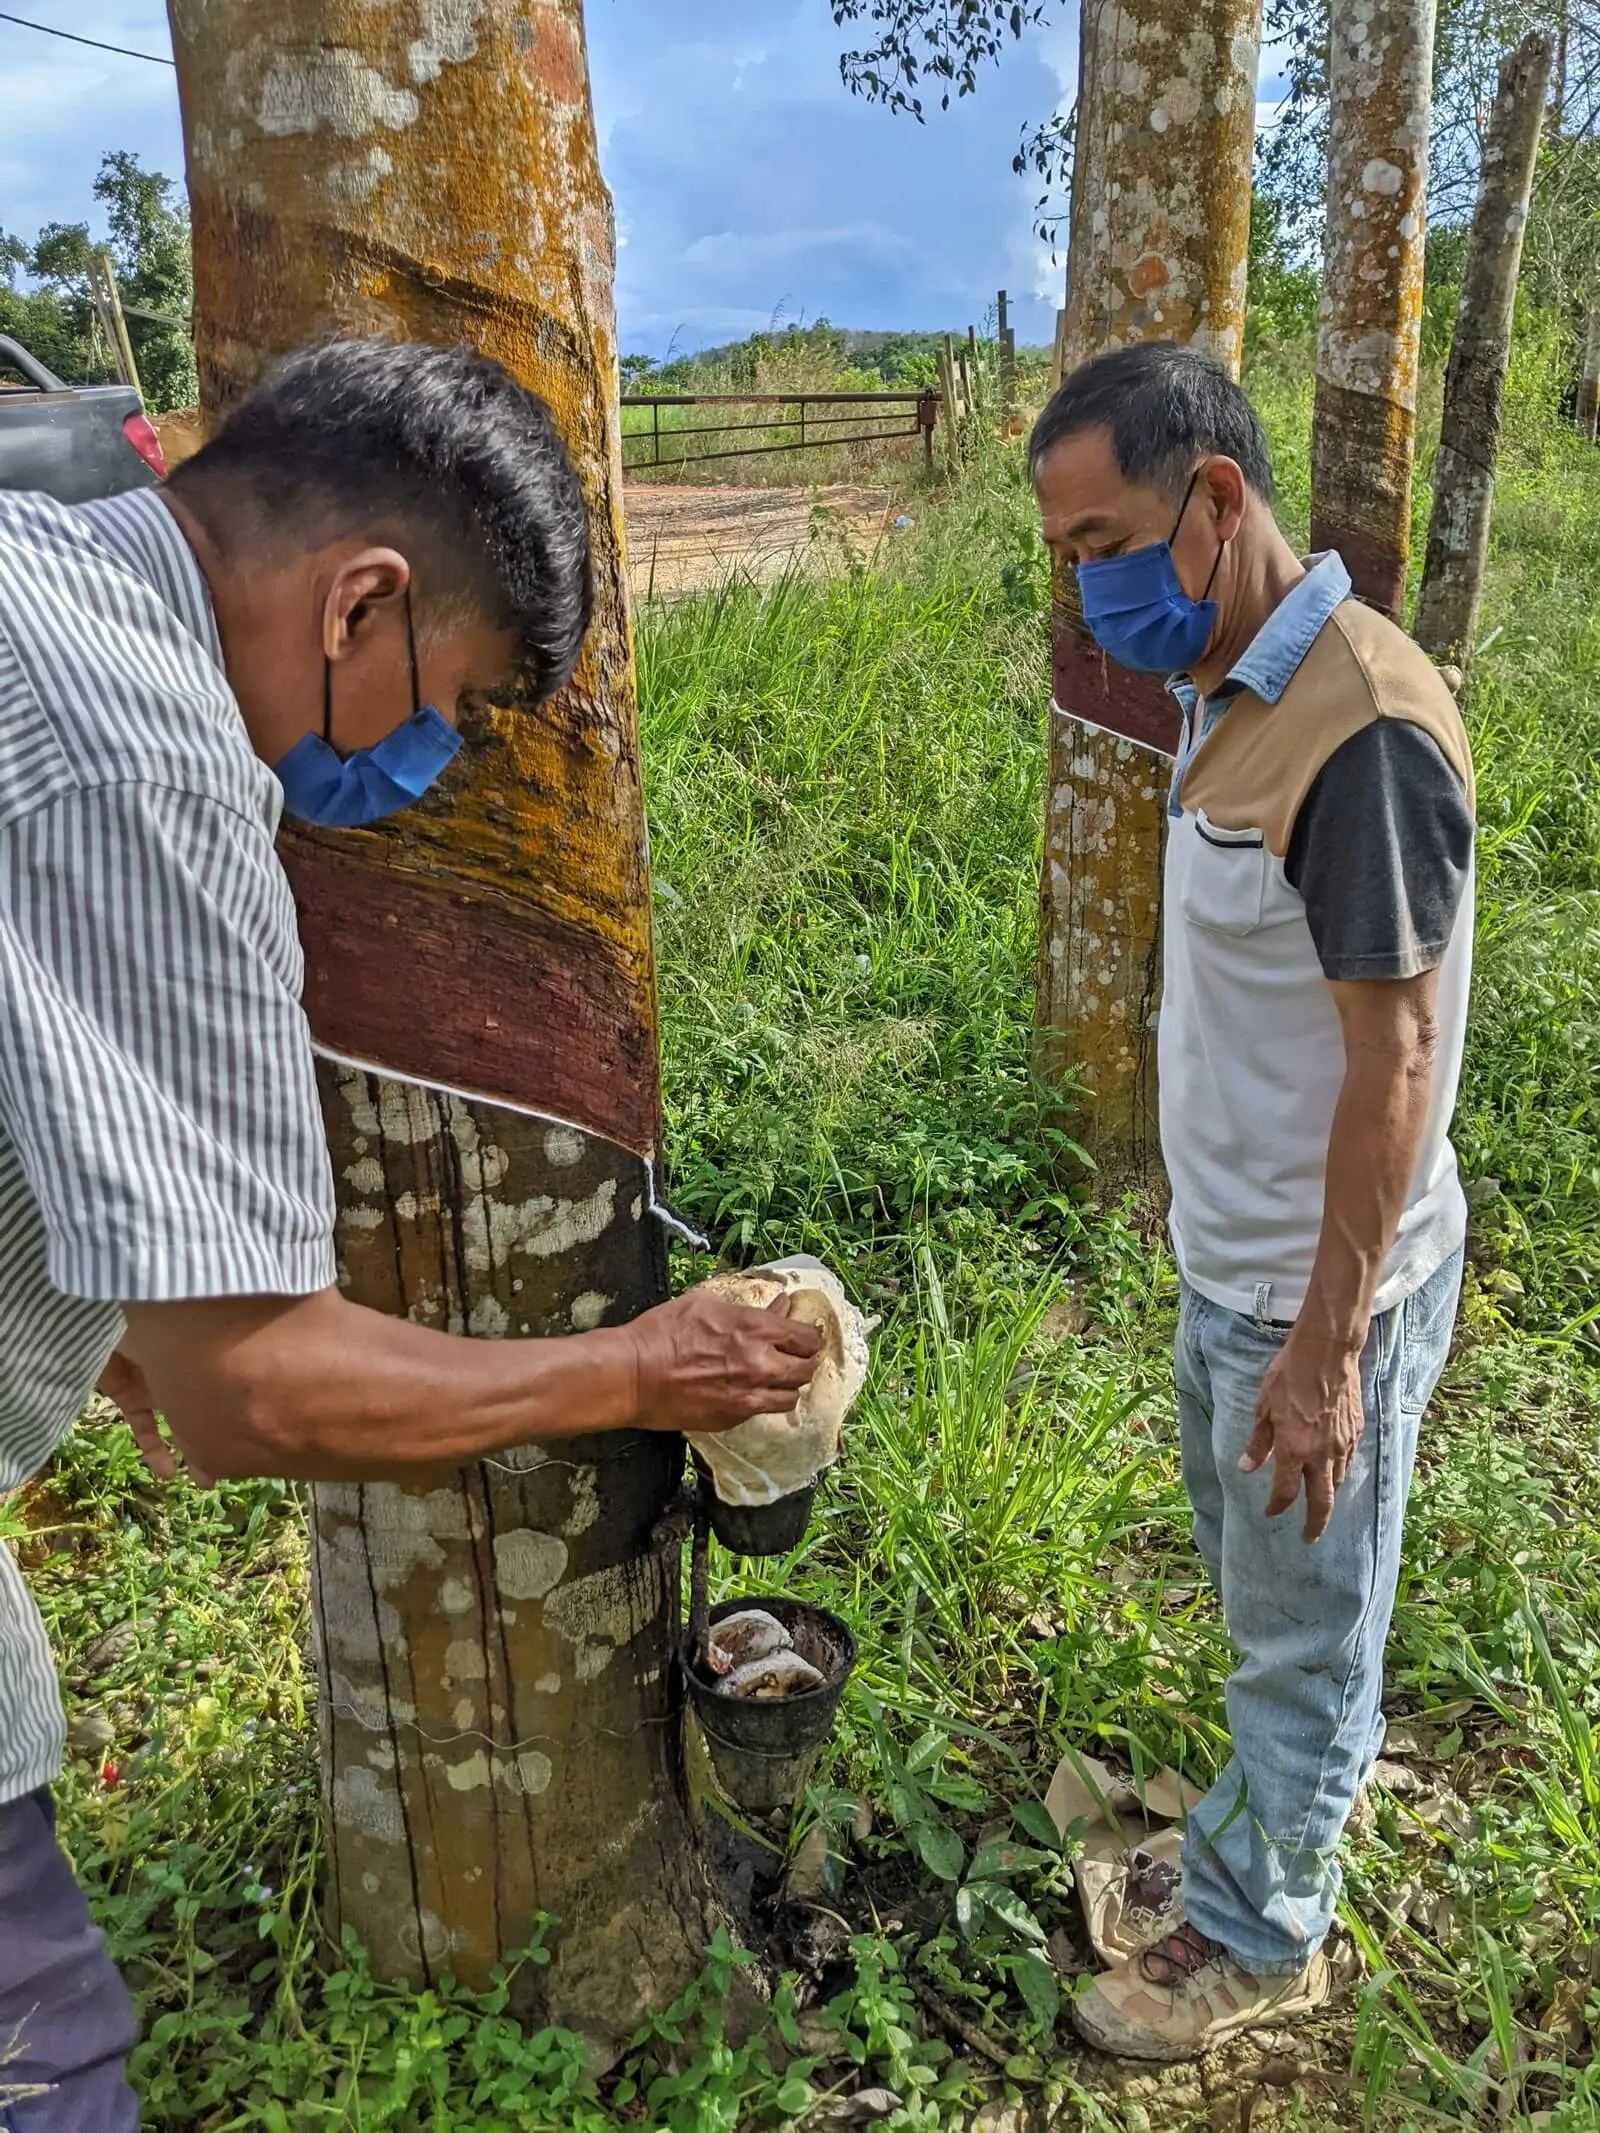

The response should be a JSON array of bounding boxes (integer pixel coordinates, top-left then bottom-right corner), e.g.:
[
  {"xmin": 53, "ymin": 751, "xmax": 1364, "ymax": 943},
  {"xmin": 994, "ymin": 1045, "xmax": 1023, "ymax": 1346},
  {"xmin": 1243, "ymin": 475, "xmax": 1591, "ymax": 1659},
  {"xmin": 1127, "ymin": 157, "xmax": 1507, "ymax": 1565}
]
[
  {"xmin": 954, "ymin": 1882, "xmax": 983, "ymax": 1939},
  {"xmin": 907, "ymin": 1726, "xmax": 950, "ymax": 1772},
  {"xmin": 969, "ymin": 1837, "xmax": 1054, "ymax": 1882},
  {"xmin": 926, "ymin": 1774, "xmax": 989, "ymax": 1812},
  {"xmin": 916, "ymin": 1820, "xmax": 967, "ymax": 1882},
  {"xmin": 1012, "ymin": 1799, "xmax": 1065, "ymax": 1851},
  {"xmin": 1005, "ymin": 1952, "xmax": 1060, "ymax": 2035},
  {"xmin": 887, "ymin": 1779, "xmax": 928, "ymax": 1834},
  {"xmin": 979, "ymin": 1883, "xmax": 1047, "ymax": 1945},
  {"xmin": 775, "ymin": 2075, "xmax": 813, "ymax": 2116}
]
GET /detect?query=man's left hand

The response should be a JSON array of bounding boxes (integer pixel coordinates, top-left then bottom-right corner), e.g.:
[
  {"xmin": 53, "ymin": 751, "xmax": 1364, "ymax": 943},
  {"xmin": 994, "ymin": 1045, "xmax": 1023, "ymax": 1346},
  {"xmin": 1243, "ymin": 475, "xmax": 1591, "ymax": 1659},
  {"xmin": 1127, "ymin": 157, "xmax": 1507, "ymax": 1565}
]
[
  {"xmin": 96, "ymin": 1348, "xmax": 211, "ymax": 1487},
  {"xmin": 1240, "ymin": 1333, "xmax": 1365, "ymax": 1544}
]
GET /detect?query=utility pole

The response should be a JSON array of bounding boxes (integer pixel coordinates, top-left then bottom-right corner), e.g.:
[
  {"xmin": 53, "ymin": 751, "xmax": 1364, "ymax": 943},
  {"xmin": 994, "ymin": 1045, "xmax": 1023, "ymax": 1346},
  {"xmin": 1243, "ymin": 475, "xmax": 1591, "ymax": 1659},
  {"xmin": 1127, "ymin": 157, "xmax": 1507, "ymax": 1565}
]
[
  {"xmin": 167, "ymin": 0, "xmax": 717, "ymax": 2050},
  {"xmin": 1036, "ymin": 0, "xmax": 1262, "ymax": 1173},
  {"xmin": 1414, "ymin": 32, "xmax": 1553, "ymax": 680},
  {"xmin": 1310, "ymin": 0, "xmax": 1438, "ymax": 617}
]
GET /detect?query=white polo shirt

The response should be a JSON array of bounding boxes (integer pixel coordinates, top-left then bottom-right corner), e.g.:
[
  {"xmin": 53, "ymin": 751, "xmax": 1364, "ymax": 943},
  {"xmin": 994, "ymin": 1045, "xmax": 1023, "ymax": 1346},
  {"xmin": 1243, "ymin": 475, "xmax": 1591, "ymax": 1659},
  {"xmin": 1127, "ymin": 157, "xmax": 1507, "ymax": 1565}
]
[{"xmin": 1160, "ymin": 556, "xmax": 1476, "ymax": 1324}]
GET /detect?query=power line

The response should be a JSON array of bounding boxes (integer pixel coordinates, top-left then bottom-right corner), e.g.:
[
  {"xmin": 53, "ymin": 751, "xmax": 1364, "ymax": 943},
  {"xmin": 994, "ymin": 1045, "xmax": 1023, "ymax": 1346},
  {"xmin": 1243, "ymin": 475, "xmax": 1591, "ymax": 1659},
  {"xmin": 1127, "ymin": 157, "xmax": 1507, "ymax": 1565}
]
[{"xmin": 0, "ymin": 10, "xmax": 174, "ymax": 65}]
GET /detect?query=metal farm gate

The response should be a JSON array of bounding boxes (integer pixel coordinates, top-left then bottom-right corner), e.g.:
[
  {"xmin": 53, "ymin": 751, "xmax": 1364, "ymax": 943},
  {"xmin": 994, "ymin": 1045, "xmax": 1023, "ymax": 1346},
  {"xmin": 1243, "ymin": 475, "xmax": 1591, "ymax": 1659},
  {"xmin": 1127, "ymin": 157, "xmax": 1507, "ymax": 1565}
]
[{"xmin": 619, "ymin": 388, "xmax": 940, "ymax": 473}]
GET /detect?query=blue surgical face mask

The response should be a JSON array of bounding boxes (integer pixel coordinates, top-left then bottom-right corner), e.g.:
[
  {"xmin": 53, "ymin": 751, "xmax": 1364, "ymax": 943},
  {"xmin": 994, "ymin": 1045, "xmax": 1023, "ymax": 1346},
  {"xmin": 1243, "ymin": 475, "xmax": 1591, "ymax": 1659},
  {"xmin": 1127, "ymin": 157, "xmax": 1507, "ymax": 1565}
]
[
  {"xmin": 1075, "ymin": 469, "xmax": 1225, "ymax": 675},
  {"xmin": 275, "ymin": 587, "xmax": 464, "ymax": 828}
]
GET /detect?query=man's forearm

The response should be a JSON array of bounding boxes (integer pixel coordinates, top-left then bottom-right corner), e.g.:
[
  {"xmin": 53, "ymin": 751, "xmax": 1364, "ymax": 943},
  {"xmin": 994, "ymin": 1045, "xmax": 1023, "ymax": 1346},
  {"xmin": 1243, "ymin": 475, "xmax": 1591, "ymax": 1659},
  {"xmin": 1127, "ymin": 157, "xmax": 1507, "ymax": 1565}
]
[
  {"xmin": 120, "ymin": 1277, "xmax": 821, "ymax": 1483},
  {"xmin": 1299, "ymin": 1008, "xmax": 1439, "ymax": 1349},
  {"xmin": 122, "ymin": 1288, "xmax": 640, "ymax": 1481}
]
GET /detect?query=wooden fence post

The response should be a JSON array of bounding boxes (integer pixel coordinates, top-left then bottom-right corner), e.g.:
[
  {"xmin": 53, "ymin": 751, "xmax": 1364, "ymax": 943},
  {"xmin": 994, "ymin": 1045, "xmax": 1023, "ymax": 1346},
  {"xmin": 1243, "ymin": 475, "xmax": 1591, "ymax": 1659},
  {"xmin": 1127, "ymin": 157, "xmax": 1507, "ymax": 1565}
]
[{"xmin": 937, "ymin": 334, "xmax": 963, "ymax": 463}]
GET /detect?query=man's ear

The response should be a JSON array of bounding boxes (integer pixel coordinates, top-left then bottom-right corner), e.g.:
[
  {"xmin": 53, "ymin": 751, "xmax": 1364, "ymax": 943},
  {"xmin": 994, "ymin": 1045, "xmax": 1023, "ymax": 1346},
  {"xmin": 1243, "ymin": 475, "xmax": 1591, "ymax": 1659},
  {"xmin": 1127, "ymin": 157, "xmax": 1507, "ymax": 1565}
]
[
  {"xmin": 1203, "ymin": 458, "xmax": 1249, "ymax": 544},
  {"xmin": 323, "ymin": 548, "xmax": 411, "ymax": 662}
]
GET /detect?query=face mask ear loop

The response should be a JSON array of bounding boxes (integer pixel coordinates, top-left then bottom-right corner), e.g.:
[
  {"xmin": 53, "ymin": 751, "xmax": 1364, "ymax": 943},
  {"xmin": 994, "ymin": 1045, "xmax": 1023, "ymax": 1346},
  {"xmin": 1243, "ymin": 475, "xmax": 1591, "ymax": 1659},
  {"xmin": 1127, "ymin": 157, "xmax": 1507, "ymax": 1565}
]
[
  {"xmin": 1175, "ymin": 464, "xmax": 1227, "ymax": 607},
  {"xmin": 1200, "ymin": 527, "xmax": 1227, "ymax": 605},
  {"xmin": 1167, "ymin": 466, "xmax": 1204, "ymax": 548},
  {"xmin": 404, "ymin": 583, "xmax": 422, "ymax": 721}
]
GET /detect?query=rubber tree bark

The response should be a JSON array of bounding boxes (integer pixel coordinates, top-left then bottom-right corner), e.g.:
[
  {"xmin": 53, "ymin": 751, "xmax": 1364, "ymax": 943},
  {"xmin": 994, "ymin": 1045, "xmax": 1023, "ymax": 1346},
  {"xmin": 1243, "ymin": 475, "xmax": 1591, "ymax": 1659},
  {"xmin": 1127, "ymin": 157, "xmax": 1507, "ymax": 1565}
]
[
  {"xmin": 1310, "ymin": 0, "xmax": 1438, "ymax": 617},
  {"xmin": 166, "ymin": 0, "xmax": 718, "ymax": 2049},
  {"xmin": 1414, "ymin": 33, "xmax": 1553, "ymax": 678},
  {"xmin": 1579, "ymin": 306, "xmax": 1600, "ymax": 439},
  {"xmin": 1036, "ymin": 0, "xmax": 1261, "ymax": 1173}
]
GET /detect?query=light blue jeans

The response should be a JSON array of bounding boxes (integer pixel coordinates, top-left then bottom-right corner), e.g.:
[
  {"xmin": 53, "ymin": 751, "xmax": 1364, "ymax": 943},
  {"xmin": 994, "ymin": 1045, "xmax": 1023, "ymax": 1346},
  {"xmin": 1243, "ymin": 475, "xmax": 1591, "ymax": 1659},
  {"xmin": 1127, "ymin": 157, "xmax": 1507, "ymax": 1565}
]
[{"xmin": 1176, "ymin": 1246, "xmax": 1464, "ymax": 1975}]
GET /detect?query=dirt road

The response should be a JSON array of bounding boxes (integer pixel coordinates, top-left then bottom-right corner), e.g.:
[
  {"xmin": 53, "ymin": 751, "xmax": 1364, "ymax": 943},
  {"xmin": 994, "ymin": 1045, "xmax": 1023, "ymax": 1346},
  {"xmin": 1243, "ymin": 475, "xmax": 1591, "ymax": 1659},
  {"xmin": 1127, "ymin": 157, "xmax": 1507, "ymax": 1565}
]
[{"xmin": 623, "ymin": 482, "xmax": 898, "ymax": 597}]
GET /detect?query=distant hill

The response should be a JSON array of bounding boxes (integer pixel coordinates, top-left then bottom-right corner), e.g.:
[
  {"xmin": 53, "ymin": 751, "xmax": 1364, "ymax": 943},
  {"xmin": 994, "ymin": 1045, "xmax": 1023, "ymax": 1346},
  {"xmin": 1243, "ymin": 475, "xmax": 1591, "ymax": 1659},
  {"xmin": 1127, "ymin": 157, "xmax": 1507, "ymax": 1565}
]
[{"xmin": 622, "ymin": 319, "xmax": 1051, "ymax": 394}]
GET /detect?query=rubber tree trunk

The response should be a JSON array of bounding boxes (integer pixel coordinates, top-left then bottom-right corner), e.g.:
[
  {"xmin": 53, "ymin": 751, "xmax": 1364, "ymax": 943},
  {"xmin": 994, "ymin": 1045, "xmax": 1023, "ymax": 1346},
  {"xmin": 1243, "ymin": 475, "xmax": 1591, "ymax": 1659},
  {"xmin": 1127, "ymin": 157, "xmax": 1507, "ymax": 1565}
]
[
  {"xmin": 1036, "ymin": 0, "xmax": 1261, "ymax": 1174},
  {"xmin": 166, "ymin": 0, "xmax": 718, "ymax": 2051},
  {"xmin": 1310, "ymin": 0, "xmax": 1438, "ymax": 617},
  {"xmin": 1578, "ymin": 306, "xmax": 1600, "ymax": 439},
  {"xmin": 1414, "ymin": 33, "xmax": 1553, "ymax": 677}
]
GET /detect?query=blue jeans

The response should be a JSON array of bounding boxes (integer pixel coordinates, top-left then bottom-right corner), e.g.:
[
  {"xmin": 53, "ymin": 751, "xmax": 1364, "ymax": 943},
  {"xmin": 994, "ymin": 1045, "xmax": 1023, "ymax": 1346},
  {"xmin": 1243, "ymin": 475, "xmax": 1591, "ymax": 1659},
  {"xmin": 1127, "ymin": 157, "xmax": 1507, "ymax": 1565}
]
[
  {"xmin": 0, "ymin": 1790, "xmax": 138, "ymax": 2130},
  {"xmin": 1176, "ymin": 1247, "xmax": 1463, "ymax": 1975}
]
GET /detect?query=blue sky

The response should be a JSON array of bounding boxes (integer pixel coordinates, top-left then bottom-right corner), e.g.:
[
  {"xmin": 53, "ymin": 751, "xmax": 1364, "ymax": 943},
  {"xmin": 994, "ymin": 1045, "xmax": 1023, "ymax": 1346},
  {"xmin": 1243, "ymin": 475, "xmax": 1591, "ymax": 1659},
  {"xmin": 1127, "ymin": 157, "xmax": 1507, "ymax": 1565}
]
[{"xmin": 0, "ymin": 5, "xmax": 1280, "ymax": 359}]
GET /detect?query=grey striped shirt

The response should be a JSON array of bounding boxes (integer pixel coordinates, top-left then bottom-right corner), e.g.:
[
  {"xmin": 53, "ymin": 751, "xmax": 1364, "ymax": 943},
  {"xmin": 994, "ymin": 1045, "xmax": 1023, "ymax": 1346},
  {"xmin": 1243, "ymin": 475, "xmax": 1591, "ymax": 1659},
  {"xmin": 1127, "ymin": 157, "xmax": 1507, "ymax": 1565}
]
[{"xmin": 0, "ymin": 486, "xmax": 336, "ymax": 1804}]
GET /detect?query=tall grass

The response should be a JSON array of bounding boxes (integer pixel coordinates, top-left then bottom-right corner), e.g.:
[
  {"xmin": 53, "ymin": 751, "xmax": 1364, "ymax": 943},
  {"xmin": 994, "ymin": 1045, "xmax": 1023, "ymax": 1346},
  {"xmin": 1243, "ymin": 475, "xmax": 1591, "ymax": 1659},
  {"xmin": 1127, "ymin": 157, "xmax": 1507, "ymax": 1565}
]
[
  {"xmin": 640, "ymin": 455, "xmax": 1070, "ymax": 1284},
  {"xmin": 637, "ymin": 324, "xmax": 1600, "ymax": 2123}
]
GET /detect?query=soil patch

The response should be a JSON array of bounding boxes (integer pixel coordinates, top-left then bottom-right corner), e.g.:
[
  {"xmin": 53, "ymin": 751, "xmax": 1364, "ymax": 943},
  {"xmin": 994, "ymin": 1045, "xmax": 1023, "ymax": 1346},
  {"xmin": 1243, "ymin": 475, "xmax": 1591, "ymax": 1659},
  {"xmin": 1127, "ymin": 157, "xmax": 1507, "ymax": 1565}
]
[{"xmin": 624, "ymin": 481, "xmax": 900, "ymax": 597}]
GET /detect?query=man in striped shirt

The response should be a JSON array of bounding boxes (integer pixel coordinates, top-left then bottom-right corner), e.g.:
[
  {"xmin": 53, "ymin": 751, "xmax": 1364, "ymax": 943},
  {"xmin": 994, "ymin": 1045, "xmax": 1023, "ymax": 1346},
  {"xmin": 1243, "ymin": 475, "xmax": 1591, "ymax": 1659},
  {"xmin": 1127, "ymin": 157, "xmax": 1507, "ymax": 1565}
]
[{"xmin": 0, "ymin": 340, "xmax": 819, "ymax": 2128}]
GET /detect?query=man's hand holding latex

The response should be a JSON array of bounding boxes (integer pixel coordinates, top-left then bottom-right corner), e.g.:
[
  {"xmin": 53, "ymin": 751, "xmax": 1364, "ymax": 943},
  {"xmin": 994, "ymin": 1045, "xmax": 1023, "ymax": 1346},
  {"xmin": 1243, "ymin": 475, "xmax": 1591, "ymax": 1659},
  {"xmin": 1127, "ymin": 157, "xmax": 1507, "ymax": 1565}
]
[{"xmin": 107, "ymin": 1283, "xmax": 822, "ymax": 1485}]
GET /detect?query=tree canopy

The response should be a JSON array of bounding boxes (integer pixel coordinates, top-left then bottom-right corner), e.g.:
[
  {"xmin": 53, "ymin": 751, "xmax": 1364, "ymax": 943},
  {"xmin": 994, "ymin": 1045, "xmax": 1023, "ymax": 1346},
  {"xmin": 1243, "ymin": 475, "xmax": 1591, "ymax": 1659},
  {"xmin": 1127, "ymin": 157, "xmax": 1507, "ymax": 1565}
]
[
  {"xmin": 826, "ymin": 0, "xmax": 1600, "ymax": 324},
  {"xmin": 1, "ymin": 150, "xmax": 196, "ymax": 412}
]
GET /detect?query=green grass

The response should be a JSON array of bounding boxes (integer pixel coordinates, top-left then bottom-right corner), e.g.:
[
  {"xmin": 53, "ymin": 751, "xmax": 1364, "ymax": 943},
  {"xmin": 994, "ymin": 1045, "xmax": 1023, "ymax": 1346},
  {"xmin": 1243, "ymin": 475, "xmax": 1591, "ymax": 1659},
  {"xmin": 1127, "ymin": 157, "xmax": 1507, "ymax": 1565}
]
[{"xmin": 16, "ymin": 328, "xmax": 1600, "ymax": 2128}]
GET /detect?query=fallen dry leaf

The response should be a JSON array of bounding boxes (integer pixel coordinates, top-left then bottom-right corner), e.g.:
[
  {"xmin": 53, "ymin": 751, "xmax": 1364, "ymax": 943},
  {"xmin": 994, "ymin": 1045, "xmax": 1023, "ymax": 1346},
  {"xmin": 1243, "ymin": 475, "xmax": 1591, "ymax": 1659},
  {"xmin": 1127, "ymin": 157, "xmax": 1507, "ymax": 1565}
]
[
  {"xmin": 808, "ymin": 2087, "xmax": 903, "ymax": 2124},
  {"xmin": 786, "ymin": 1821, "xmax": 832, "ymax": 1902},
  {"xmin": 1371, "ymin": 1757, "xmax": 1422, "ymax": 1796},
  {"xmin": 1537, "ymin": 1976, "xmax": 1588, "ymax": 2054}
]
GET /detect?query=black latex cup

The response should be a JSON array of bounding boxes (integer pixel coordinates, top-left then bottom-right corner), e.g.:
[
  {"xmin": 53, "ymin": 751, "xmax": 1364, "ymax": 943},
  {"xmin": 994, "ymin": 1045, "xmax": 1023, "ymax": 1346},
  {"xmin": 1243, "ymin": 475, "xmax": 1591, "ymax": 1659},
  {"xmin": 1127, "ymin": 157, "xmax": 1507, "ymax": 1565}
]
[
  {"xmin": 684, "ymin": 1595, "xmax": 857, "ymax": 1814},
  {"xmin": 691, "ymin": 1456, "xmax": 822, "ymax": 1557}
]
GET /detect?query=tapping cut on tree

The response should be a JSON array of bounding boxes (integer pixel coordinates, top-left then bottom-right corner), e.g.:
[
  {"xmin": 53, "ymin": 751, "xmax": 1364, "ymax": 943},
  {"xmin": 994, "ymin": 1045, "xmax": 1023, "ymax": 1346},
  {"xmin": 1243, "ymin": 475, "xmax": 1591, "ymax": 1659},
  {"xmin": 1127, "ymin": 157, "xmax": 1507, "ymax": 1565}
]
[
  {"xmin": 1311, "ymin": 0, "xmax": 1438, "ymax": 617},
  {"xmin": 1415, "ymin": 31, "xmax": 1554, "ymax": 680},
  {"xmin": 1035, "ymin": 0, "xmax": 1262, "ymax": 1172},
  {"xmin": 166, "ymin": 0, "xmax": 720, "ymax": 2049}
]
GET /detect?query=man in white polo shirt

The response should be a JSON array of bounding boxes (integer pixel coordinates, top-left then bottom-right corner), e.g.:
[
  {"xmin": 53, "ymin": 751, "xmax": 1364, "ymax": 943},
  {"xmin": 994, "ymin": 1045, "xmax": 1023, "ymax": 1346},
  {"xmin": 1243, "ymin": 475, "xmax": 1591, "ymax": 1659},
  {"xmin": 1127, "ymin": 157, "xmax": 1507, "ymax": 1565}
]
[{"xmin": 1030, "ymin": 342, "xmax": 1475, "ymax": 2060}]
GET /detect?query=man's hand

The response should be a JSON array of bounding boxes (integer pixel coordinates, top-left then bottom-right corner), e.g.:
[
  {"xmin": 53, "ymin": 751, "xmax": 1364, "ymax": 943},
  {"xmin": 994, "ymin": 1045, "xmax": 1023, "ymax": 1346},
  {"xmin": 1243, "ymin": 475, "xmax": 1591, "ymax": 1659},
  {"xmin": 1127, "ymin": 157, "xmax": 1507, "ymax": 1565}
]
[
  {"xmin": 1240, "ymin": 1332, "xmax": 1365, "ymax": 1543},
  {"xmin": 96, "ymin": 1348, "xmax": 211, "ymax": 1487},
  {"xmin": 626, "ymin": 1292, "xmax": 822, "ymax": 1434}
]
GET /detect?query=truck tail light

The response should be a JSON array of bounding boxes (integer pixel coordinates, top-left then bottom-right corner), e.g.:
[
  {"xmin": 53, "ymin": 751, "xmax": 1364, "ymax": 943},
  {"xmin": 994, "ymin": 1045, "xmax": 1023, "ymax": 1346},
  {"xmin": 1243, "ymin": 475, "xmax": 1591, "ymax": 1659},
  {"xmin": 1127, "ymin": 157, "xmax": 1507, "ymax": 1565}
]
[{"xmin": 122, "ymin": 411, "xmax": 167, "ymax": 478}]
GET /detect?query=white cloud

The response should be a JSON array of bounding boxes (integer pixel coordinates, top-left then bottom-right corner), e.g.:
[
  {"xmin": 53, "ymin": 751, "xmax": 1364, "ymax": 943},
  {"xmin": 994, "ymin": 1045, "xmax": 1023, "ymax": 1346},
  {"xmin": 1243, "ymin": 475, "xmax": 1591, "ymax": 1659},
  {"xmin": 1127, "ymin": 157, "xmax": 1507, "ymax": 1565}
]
[{"xmin": 682, "ymin": 221, "xmax": 919, "ymax": 272}]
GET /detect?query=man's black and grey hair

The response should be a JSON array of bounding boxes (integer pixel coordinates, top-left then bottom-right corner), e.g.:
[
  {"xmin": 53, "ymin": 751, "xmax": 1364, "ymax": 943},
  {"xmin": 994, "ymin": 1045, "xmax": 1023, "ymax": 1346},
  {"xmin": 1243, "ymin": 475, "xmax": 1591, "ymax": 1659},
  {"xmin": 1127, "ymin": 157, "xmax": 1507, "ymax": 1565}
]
[
  {"xmin": 167, "ymin": 338, "xmax": 593, "ymax": 703},
  {"xmin": 1028, "ymin": 341, "xmax": 1275, "ymax": 506}
]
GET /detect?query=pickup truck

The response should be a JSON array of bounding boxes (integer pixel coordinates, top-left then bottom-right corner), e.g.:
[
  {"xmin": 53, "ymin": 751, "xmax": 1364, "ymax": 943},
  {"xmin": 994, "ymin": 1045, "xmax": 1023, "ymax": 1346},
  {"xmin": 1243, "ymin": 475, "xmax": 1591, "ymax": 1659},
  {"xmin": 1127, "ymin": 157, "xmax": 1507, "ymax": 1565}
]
[{"xmin": 0, "ymin": 334, "xmax": 167, "ymax": 501}]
